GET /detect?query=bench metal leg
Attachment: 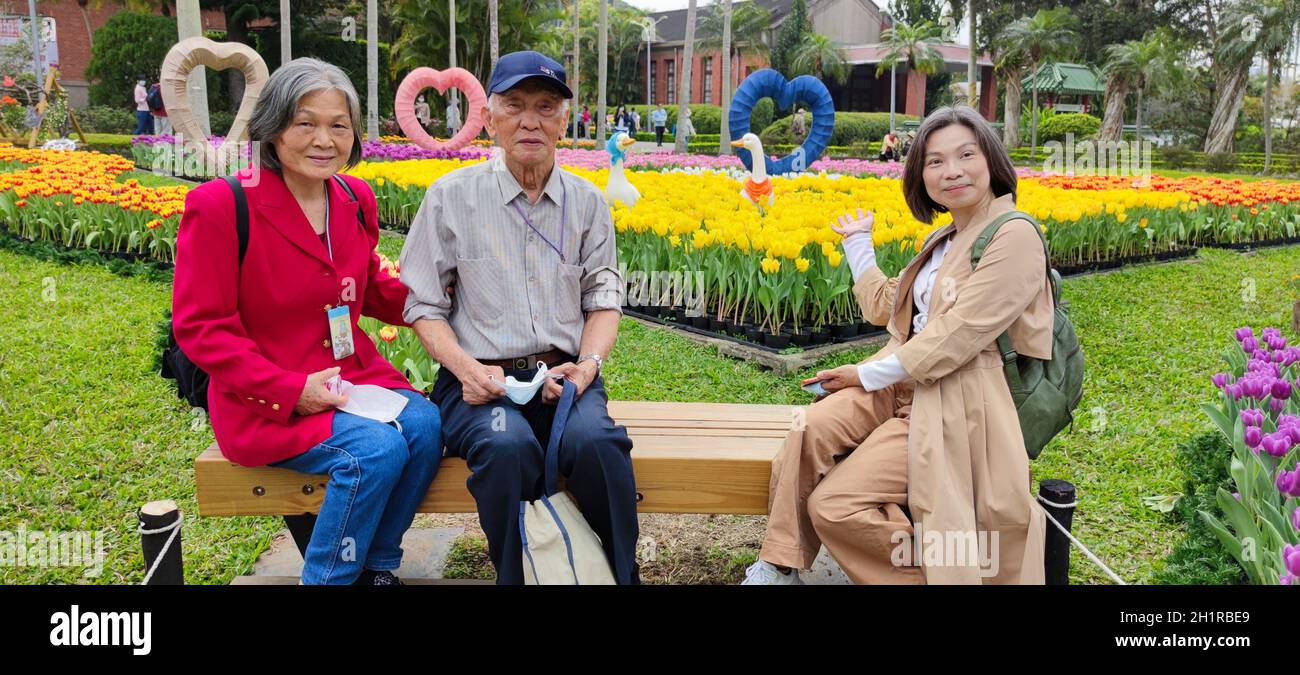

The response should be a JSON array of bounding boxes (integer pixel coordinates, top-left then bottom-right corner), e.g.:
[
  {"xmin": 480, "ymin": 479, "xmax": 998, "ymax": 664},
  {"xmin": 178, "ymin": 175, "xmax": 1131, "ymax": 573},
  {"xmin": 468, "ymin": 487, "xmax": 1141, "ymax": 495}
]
[
  {"xmin": 283, "ymin": 514, "xmax": 317, "ymax": 559},
  {"xmin": 1039, "ymin": 479, "xmax": 1077, "ymax": 585}
]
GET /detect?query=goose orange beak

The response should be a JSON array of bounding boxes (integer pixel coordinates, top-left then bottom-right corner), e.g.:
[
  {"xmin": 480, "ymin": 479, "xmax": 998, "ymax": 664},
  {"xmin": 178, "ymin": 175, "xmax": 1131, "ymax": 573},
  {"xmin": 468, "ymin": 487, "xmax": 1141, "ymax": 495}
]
[{"xmin": 730, "ymin": 139, "xmax": 745, "ymax": 148}]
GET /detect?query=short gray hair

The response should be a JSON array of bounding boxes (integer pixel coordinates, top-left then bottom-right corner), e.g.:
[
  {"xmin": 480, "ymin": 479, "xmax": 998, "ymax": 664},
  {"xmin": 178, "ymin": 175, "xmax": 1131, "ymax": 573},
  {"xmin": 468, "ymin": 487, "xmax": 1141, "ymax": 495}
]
[{"xmin": 249, "ymin": 57, "xmax": 364, "ymax": 172}]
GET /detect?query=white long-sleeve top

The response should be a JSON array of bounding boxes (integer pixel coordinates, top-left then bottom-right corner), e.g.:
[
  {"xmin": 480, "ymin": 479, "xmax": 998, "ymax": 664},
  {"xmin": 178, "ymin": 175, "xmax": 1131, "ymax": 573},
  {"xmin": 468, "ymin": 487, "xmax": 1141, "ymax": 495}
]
[{"xmin": 842, "ymin": 231, "xmax": 952, "ymax": 390}]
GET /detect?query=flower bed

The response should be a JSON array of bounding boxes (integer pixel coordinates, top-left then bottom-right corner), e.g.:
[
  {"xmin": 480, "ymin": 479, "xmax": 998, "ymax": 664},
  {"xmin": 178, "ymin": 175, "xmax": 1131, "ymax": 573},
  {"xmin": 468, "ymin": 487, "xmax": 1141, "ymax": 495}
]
[{"xmin": 1201, "ymin": 327, "xmax": 1300, "ymax": 585}]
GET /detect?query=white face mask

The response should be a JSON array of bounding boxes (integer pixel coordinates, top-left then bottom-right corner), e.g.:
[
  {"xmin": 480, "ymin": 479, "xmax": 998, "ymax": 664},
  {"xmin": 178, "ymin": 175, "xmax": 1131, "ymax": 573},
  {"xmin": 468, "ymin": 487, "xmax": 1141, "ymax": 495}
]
[
  {"xmin": 493, "ymin": 363, "xmax": 562, "ymax": 406},
  {"xmin": 326, "ymin": 376, "xmax": 410, "ymax": 425}
]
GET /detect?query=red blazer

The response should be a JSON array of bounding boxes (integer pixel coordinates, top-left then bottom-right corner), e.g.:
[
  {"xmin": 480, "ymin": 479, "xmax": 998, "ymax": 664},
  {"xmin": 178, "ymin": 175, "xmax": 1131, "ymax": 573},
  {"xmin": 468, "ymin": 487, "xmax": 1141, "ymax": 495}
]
[{"xmin": 172, "ymin": 169, "xmax": 416, "ymax": 467}]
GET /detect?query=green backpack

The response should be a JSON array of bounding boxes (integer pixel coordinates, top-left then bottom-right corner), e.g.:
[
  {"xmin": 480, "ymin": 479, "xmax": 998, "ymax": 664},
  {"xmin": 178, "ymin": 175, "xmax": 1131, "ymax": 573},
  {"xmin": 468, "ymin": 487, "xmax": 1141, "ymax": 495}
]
[{"xmin": 969, "ymin": 210, "xmax": 1085, "ymax": 460}]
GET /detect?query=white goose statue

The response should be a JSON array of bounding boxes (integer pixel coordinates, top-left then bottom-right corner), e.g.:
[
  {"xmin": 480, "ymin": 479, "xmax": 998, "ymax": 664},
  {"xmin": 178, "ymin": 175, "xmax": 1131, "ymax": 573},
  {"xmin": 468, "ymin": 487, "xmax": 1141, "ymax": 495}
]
[
  {"xmin": 603, "ymin": 132, "xmax": 640, "ymax": 208},
  {"xmin": 731, "ymin": 133, "xmax": 775, "ymax": 213}
]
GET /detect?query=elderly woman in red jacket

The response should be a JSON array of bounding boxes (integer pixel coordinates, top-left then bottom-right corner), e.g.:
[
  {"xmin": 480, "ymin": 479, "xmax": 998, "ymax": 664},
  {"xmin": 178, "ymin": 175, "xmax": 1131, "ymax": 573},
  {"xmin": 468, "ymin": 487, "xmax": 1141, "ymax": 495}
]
[{"xmin": 172, "ymin": 58, "xmax": 442, "ymax": 585}]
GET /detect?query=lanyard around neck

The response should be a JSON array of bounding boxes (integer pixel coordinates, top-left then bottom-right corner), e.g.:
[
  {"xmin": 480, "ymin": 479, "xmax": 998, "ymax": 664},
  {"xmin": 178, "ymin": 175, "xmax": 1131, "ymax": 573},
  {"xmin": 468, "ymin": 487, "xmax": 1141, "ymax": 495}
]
[{"xmin": 511, "ymin": 177, "xmax": 567, "ymax": 263}]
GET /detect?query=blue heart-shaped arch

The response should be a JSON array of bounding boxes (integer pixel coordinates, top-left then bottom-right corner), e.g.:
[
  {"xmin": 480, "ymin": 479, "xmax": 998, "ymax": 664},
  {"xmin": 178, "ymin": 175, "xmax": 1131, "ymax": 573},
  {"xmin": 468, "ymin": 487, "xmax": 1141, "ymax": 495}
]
[{"xmin": 728, "ymin": 69, "xmax": 836, "ymax": 176}]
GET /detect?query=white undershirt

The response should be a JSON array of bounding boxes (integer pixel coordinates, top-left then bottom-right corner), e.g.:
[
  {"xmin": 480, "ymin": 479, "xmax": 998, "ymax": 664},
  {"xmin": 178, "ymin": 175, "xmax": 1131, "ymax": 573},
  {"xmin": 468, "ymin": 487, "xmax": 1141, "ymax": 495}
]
[{"xmin": 842, "ymin": 231, "xmax": 952, "ymax": 390}]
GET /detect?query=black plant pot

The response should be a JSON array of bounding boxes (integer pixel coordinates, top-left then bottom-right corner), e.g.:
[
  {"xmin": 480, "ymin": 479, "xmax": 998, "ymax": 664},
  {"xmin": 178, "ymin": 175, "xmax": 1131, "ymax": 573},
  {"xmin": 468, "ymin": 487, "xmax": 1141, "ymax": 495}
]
[
  {"xmin": 763, "ymin": 332, "xmax": 791, "ymax": 349},
  {"xmin": 709, "ymin": 319, "xmax": 725, "ymax": 332},
  {"xmin": 691, "ymin": 316, "xmax": 710, "ymax": 329},
  {"xmin": 745, "ymin": 326, "xmax": 763, "ymax": 343},
  {"xmin": 790, "ymin": 331, "xmax": 811, "ymax": 347},
  {"xmin": 812, "ymin": 328, "xmax": 831, "ymax": 345},
  {"xmin": 832, "ymin": 322, "xmax": 859, "ymax": 338},
  {"xmin": 722, "ymin": 319, "xmax": 736, "ymax": 334},
  {"xmin": 857, "ymin": 322, "xmax": 874, "ymax": 335}
]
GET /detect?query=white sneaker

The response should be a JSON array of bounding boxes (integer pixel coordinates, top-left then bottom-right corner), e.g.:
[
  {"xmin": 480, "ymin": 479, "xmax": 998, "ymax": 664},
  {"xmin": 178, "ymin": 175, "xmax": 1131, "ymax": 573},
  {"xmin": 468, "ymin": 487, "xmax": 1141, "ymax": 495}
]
[{"xmin": 740, "ymin": 560, "xmax": 805, "ymax": 585}]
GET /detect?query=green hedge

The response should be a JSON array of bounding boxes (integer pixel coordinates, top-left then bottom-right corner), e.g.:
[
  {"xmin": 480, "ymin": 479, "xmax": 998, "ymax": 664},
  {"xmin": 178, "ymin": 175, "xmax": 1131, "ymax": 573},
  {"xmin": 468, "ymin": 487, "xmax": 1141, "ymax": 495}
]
[
  {"xmin": 628, "ymin": 104, "xmax": 723, "ymax": 135},
  {"xmin": 1038, "ymin": 113, "xmax": 1101, "ymax": 144},
  {"xmin": 759, "ymin": 111, "xmax": 919, "ymax": 147},
  {"xmin": 76, "ymin": 106, "xmax": 137, "ymax": 134}
]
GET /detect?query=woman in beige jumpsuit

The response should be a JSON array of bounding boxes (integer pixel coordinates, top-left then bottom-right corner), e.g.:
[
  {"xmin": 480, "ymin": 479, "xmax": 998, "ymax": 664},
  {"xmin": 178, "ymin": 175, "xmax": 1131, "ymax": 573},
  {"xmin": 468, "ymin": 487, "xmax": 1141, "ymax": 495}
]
[{"xmin": 744, "ymin": 107, "xmax": 1055, "ymax": 585}]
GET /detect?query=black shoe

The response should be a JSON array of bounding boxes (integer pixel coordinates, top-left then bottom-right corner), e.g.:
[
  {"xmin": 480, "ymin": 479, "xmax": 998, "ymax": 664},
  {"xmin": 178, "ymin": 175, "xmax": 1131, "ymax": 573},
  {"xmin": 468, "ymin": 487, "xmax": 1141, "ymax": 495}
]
[{"xmin": 353, "ymin": 570, "xmax": 404, "ymax": 586}]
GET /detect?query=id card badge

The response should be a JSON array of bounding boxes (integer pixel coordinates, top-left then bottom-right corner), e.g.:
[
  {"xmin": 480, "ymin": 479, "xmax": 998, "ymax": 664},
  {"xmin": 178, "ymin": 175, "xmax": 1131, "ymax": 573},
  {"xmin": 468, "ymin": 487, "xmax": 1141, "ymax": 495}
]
[{"xmin": 327, "ymin": 305, "xmax": 355, "ymax": 360}]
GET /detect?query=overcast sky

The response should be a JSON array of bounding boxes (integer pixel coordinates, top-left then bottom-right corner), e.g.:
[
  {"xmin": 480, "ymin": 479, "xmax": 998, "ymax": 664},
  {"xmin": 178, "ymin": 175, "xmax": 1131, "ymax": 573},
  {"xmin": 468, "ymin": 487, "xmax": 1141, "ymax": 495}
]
[{"xmin": 619, "ymin": 0, "xmax": 972, "ymax": 46}]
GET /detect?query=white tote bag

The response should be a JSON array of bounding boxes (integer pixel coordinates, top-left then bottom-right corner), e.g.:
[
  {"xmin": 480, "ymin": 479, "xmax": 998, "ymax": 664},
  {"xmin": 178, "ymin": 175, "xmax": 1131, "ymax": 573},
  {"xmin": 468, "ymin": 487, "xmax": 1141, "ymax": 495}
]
[{"xmin": 520, "ymin": 380, "xmax": 616, "ymax": 585}]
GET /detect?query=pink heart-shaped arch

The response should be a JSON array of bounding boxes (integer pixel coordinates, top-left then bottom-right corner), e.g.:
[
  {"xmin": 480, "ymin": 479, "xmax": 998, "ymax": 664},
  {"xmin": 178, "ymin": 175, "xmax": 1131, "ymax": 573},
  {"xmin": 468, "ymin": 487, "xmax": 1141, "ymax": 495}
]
[{"xmin": 394, "ymin": 67, "xmax": 487, "ymax": 151}]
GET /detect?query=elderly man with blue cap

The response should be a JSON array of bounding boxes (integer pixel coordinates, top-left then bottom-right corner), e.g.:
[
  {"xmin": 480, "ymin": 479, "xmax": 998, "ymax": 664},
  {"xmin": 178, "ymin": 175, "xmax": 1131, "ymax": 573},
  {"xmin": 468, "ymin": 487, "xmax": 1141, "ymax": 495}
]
[{"xmin": 399, "ymin": 51, "xmax": 638, "ymax": 584}]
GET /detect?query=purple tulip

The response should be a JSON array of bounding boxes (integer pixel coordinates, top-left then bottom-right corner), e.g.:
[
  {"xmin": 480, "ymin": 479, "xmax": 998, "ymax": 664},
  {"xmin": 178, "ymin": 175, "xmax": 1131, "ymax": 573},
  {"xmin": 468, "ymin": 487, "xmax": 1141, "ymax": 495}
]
[
  {"xmin": 1292, "ymin": 507, "xmax": 1300, "ymax": 532},
  {"xmin": 1233, "ymin": 491, "xmax": 1241, "ymax": 501},
  {"xmin": 1274, "ymin": 380, "xmax": 1294, "ymax": 401},
  {"xmin": 1243, "ymin": 337, "xmax": 1259, "ymax": 353},
  {"xmin": 1212, "ymin": 372, "xmax": 1230, "ymax": 389},
  {"xmin": 1279, "ymin": 470, "xmax": 1300, "ymax": 497},
  {"xmin": 1245, "ymin": 426, "xmax": 1264, "ymax": 448},
  {"xmin": 1253, "ymin": 348, "xmax": 1271, "ymax": 362},
  {"xmin": 1240, "ymin": 408, "xmax": 1264, "ymax": 426},
  {"xmin": 1271, "ymin": 398, "xmax": 1288, "ymax": 414},
  {"xmin": 1284, "ymin": 573, "xmax": 1296, "ymax": 586},
  {"xmin": 1228, "ymin": 383, "xmax": 1244, "ymax": 401},
  {"xmin": 1285, "ymin": 545, "xmax": 1300, "ymax": 577},
  {"xmin": 1262, "ymin": 432, "xmax": 1293, "ymax": 456},
  {"xmin": 1236, "ymin": 327, "xmax": 1255, "ymax": 341}
]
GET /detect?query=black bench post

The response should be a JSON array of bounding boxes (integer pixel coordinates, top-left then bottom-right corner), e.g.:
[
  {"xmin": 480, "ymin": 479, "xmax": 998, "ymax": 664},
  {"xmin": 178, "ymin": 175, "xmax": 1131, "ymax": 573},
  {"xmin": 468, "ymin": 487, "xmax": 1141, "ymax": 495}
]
[
  {"xmin": 1038, "ymin": 479, "xmax": 1077, "ymax": 585},
  {"xmin": 283, "ymin": 514, "xmax": 317, "ymax": 559},
  {"xmin": 139, "ymin": 500, "xmax": 184, "ymax": 585}
]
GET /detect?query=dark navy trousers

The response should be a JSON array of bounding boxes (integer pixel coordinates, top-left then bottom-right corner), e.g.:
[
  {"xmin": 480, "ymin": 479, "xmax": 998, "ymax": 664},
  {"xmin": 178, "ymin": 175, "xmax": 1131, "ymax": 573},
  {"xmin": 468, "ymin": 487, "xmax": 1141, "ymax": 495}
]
[{"xmin": 431, "ymin": 365, "xmax": 640, "ymax": 584}]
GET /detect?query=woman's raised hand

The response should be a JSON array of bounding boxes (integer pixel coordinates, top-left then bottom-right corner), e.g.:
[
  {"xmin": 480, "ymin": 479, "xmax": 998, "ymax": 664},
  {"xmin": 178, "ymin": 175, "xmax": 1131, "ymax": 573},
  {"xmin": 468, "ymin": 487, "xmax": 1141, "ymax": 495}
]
[{"xmin": 831, "ymin": 208, "xmax": 874, "ymax": 241}]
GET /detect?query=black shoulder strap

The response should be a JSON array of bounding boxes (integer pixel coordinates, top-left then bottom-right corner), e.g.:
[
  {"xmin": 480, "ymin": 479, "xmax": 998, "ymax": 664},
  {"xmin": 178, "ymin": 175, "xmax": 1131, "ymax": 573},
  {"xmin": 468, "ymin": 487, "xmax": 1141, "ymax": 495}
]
[
  {"xmin": 222, "ymin": 175, "xmax": 249, "ymax": 264},
  {"xmin": 331, "ymin": 174, "xmax": 365, "ymax": 226}
]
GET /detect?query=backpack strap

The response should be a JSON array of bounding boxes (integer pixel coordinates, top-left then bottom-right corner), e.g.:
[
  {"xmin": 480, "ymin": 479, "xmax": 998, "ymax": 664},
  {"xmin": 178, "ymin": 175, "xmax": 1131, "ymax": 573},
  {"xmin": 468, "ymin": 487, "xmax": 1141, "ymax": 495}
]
[
  {"xmin": 331, "ymin": 174, "xmax": 366, "ymax": 227},
  {"xmin": 221, "ymin": 175, "xmax": 249, "ymax": 264},
  {"xmin": 969, "ymin": 209, "xmax": 1055, "ymax": 366}
]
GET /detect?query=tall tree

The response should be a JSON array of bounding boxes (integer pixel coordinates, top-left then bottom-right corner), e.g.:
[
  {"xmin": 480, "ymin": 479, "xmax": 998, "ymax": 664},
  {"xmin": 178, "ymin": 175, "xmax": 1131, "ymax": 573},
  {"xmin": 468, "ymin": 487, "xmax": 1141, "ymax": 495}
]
[
  {"xmin": 1098, "ymin": 31, "xmax": 1184, "ymax": 144},
  {"xmin": 999, "ymin": 7, "xmax": 1077, "ymax": 159},
  {"xmin": 991, "ymin": 29, "xmax": 1028, "ymax": 147},
  {"xmin": 877, "ymin": 20, "xmax": 945, "ymax": 127},
  {"xmin": 1258, "ymin": 0, "xmax": 1300, "ymax": 171},
  {"xmin": 490, "ymin": 0, "xmax": 499, "ymax": 74},
  {"xmin": 791, "ymin": 33, "xmax": 849, "ymax": 85},
  {"xmin": 675, "ymin": 0, "xmax": 698, "ymax": 153},
  {"xmin": 770, "ymin": 0, "xmax": 809, "ymax": 76},
  {"xmin": 597, "ymin": 0, "xmax": 607, "ymax": 143},
  {"xmin": 719, "ymin": 0, "xmax": 732, "ymax": 155}
]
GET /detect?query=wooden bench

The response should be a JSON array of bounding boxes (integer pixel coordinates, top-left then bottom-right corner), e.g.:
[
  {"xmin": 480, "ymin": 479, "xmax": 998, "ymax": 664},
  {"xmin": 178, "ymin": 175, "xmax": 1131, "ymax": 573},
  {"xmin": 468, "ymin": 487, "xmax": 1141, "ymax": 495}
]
[
  {"xmin": 195, "ymin": 401, "xmax": 792, "ymax": 518},
  {"xmin": 183, "ymin": 399, "xmax": 1079, "ymax": 584}
]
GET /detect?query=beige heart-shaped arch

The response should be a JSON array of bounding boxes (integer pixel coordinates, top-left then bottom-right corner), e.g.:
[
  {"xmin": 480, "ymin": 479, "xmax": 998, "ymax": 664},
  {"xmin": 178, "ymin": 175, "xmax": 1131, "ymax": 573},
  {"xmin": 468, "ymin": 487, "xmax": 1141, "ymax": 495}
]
[{"xmin": 160, "ymin": 37, "xmax": 270, "ymax": 169}]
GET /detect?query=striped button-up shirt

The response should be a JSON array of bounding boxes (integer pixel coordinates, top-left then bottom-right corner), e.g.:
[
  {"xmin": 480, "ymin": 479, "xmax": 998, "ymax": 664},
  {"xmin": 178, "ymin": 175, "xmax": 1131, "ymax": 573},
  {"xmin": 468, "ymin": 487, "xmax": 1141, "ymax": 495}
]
[{"xmin": 400, "ymin": 153, "xmax": 625, "ymax": 360}]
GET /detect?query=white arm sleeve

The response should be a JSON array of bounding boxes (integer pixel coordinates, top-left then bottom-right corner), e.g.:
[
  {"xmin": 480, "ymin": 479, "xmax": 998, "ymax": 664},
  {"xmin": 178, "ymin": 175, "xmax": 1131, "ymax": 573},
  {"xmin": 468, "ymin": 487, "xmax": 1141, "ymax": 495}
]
[
  {"xmin": 857, "ymin": 354, "xmax": 911, "ymax": 391},
  {"xmin": 842, "ymin": 232, "xmax": 877, "ymax": 282}
]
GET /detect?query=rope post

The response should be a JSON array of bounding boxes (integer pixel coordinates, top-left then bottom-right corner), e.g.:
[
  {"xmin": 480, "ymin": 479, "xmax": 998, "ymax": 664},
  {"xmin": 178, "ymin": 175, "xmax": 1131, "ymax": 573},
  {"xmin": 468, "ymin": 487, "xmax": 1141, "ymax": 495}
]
[
  {"xmin": 139, "ymin": 500, "xmax": 184, "ymax": 585},
  {"xmin": 1038, "ymin": 479, "xmax": 1076, "ymax": 585}
]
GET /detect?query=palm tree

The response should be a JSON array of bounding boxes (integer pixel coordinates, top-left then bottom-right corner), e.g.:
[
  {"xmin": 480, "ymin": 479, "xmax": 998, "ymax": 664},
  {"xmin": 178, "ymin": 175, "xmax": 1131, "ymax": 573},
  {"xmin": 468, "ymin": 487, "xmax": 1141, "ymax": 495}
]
[
  {"xmin": 698, "ymin": 1, "xmax": 772, "ymax": 86},
  {"xmin": 490, "ymin": 0, "xmax": 499, "ymax": 74},
  {"xmin": 1204, "ymin": 3, "xmax": 1263, "ymax": 154},
  {"xmin": 1000, "ymin": 7, "xmax": 1077, "ymax": 160},
  {"xmin": 719, "ymin": 0, "xmax": 732, "ymax": 155},
  {"xmin": 791, "ymin": 32, "xmax": 850, "ymax": 85},
  {"xmin": 675, "ymin": 0, "xmax": 698, "ymax": 154},
  {"xmin": 992, "ymin": 34, "xmax": 1029, "ymax": 147},
  {"xmin": 597, "ymin": 0, "xmax": 607, "ymax": 144},
  {"xmin": 1099, "ymin": 31, "xmax": 1183, "ymax": 145},
  {"xmin": 876, "ymin": 20, "xmax": 945, "ymax": 132},
  {"xmin": 1258, "ymin": 0, "xmax": 1300, "ymax": 172},
  {"xmin": 570, "ymin": 0, "xmax": 580, "ymax": 143}
]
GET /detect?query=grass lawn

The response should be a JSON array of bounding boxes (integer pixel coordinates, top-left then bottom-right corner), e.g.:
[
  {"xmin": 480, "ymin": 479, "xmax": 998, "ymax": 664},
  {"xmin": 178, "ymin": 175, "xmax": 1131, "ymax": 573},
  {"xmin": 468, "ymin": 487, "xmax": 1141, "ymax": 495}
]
[{"xmin": 2, "ymin": 236, "xmax": 1297, "ymax": 584}]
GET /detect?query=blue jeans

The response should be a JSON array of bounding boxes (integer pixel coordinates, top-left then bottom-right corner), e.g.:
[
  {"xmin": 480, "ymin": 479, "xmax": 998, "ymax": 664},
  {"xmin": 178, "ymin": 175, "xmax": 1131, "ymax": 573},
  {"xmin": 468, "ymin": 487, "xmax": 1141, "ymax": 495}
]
[
  {"xmin": 134, "ymin": 110, "xmax": 153, "ymax": 135},
  {"xmin": 270, "ymin": 389, "xmax": 443, "ymax": 584}
]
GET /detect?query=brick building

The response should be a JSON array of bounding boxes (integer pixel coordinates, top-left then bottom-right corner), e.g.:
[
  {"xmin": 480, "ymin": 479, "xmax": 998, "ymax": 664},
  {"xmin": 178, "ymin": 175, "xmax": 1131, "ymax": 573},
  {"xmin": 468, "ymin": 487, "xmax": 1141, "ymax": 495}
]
[
  {"xmin": 2, "ymin": 1, "xmax": 226, "ymax": 108},
  {"xmin": 640, "ymin": 0, "xmax": 995, "ymax": 121}
]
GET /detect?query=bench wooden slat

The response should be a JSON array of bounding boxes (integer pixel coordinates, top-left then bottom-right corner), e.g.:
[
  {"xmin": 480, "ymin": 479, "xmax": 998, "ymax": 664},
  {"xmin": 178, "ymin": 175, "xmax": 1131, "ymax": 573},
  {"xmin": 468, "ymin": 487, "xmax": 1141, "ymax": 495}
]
[{"xmin": 194, "ymin": 401, "xmax": 790, "ymax": 517}]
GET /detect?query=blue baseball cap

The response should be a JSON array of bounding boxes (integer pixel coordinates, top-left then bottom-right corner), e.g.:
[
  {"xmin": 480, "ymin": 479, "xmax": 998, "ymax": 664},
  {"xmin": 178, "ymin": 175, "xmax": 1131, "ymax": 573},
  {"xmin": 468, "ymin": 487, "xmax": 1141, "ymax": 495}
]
[{"xmin": 487, "ymin": 50, "xmax": 573, "ymax": 99}]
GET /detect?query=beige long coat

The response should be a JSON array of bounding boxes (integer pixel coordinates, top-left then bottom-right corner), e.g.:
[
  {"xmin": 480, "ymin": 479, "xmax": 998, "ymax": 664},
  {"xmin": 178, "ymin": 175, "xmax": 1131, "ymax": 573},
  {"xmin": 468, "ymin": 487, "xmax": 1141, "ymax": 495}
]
[{"xmin": 853, "ymin": 193, "xmax": 1055, "ymax": 584}]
